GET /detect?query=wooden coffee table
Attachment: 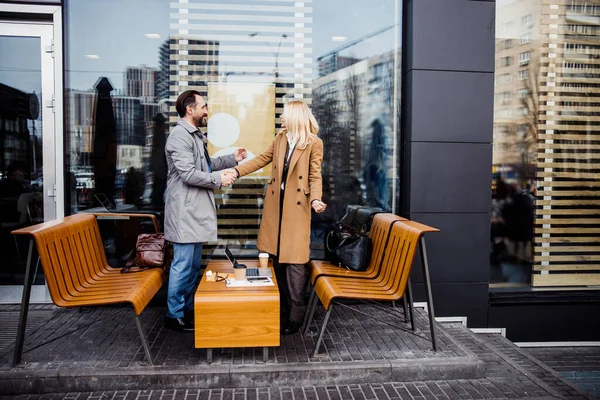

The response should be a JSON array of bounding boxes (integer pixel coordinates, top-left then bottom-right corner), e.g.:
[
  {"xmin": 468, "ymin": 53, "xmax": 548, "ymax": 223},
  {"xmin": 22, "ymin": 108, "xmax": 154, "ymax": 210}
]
[{"xmin": 194, "ymin": 259, "xmax": 280, "ymax": 363}]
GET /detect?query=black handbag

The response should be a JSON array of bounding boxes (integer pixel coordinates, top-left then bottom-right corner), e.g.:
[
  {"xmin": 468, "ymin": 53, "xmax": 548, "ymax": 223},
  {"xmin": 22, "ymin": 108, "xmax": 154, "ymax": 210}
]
[
  {"xmin": 335, "ymin": 234, "xmax": 372, "ymax": 271},
  {"xmin": 324, "ymin": 205, "xmax": 382, "ymax": 267}
]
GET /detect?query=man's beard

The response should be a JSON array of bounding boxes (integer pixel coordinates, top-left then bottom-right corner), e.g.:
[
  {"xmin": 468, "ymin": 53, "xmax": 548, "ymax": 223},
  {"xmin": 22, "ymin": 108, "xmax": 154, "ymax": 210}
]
[{"xmin": 198, "ymin": 115, "xmax": 208, "ymax": 127}]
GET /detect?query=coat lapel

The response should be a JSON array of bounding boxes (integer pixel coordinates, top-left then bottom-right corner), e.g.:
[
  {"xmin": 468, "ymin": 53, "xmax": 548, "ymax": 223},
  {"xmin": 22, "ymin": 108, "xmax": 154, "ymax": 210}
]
[
  {"xmin": 288, "ymin": 144, "xmax": 306, "ymax": 177},
  {"xmin": 276, "ymin": 134, "xmax": 287, "ymax": 184}
]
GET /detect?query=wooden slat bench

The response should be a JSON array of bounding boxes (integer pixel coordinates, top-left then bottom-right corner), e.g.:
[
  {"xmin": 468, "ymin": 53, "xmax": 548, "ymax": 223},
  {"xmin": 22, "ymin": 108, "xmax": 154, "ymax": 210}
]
[
  {"xmin": 302, "ymin": 213, "xmax": 407, "ymax": 332},
  {"xmin": 305, "ymin": 220, "xmax": 440, "ymax": 357},
  {"xmin": 11, "ymin": 213, "xmax": 166, "ymax": 366}
]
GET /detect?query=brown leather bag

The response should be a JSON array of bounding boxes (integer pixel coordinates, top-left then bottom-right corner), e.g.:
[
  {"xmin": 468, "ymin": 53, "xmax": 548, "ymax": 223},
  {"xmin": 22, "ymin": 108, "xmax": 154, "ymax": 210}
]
[{"xmin": 122, "ymin": 233, "xmax": 168, "ymax": 273}]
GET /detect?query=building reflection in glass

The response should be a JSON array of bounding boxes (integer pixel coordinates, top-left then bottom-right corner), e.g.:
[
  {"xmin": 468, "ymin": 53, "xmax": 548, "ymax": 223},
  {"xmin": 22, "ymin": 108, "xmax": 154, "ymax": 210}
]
[
  {"xmin": 65, "ymin": 0, "xmax": 401, "ymax": 262},
  {"xmin": 492, "ymin": 0, "xmax": 600, "ymax": 288}
]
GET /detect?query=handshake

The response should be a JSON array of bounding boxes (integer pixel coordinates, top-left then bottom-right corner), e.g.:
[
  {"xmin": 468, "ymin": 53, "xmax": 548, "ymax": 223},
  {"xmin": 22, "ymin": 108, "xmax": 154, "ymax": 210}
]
[
  {"xmin": 220, "ymin": 147, "xmax": 247, "ymax": 187},
  {"xmin": 220, "ymin": 169, "xmax": 239, "ymax": 187}
]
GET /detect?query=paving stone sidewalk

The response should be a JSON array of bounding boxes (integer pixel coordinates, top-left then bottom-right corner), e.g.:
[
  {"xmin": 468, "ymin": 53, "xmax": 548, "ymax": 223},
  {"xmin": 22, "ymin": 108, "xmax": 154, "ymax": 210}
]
[{"xmin": 0, "ymin": 305, "xmax": 597, "ymax": 399}]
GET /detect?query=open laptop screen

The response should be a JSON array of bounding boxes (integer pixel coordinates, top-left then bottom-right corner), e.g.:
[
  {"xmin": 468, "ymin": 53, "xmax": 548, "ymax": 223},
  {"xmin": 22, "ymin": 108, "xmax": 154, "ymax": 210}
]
[{"xmin": 224, "ymin": 246, "xmax": 237, "ymax": 267}]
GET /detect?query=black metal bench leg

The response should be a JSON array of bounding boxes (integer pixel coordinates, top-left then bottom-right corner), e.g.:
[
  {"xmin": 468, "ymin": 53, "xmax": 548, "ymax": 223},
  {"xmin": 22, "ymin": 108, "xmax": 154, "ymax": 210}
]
[
  {"xmin": 311, "ymin": 304, "xmax": 333, "ymax": 358},
  {"xmin": 419, "ymin": 237, "xmax": 437, "ymax": 351},
  {"xmin": 133, "ymin": 310, "xmax": 153, "ymax": 365},
  {"xmin": 406, "ymin": 277, "xmax": 416, "ymax": 331},
  {"xmin": 13, "ymin": 239, "xmax": 35, "ymax": 367},
  {"xmin": 302, "ymin": 285, "xmax": 316, "ymax": 333},
  {"xmin": 303, "ymin": 289, "xmax": 319, "ymax": 335}
]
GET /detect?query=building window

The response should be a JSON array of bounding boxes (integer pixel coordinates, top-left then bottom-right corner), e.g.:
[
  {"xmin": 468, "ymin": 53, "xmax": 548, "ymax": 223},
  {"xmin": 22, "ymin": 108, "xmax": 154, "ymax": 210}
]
[
  {"xmin": 521, "ymin": 14, "xmax": 532, "ymax": 27},
  {"xmin": 497, "ymin": 91, "xmax": 511, "ymax": 104},
  {"xmin": 520, "ymin": 33, "xmax": 532, "ymax": 44},
  {"xmin": 518, "ymin": 51, "xmax": 531, "ymax": 66},
  {"xmin": 499, "ymin": 56, "xmax": 512, "ymax": 67},
  {"xmin": 497, "ymin": 109, "xmax": 512, "ymax": 118},
  {"xmin": 518, "ymin": 70, "xmax": 529, "ymax": 80},
  {"xmin": 518, "ymin": 88, "xmax": 529, "ymax": 98},
  {"xmin": 496, "ymin": 73, "xmax": 513, "ymax": 85}
]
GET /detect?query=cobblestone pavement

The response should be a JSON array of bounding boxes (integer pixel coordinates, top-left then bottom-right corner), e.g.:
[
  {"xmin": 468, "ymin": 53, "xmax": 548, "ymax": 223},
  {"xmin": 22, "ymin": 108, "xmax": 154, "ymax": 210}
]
[
  {"xmin": 0, "ymin": 305, "xmax": 596, "ymax": 399},
  {"xmin": 0, "ymin": 304, "xmax": 464, "ymax": 369},
  {"xmin": 528, "ymin": 347, "xmax": 600, "ymax": 399}
]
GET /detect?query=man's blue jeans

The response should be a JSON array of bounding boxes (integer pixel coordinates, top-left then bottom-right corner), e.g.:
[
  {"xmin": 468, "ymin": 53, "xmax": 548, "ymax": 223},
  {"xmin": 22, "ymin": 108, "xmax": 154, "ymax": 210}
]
[{"xmin": 167, "ymin": 242, "xmax": 203, "ymax": 319}]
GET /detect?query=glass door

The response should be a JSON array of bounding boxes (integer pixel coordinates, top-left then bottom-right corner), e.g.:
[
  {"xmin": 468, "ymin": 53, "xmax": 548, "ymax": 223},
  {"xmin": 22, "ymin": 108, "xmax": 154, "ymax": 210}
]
[{"xmin": 0, "ymin": 22, "xmax": 57, "ymax": 302}]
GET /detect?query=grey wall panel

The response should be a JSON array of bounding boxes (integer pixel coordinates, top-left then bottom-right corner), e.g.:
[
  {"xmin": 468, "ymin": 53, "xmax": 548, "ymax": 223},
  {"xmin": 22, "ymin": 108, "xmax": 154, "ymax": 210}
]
[
  {"xmin": 407, "ymin": 212, "xmax": 491, "ymax": 284},
  {"xmin": 405, "ymin": 70, "xmax": 494, "ymax": 143},
  {"xmin": 410, "ymin": 282, "xmax": 489, "ymax": 327},
  {"xmin": 407, "ymin": 0, "xmax": 495, "ymax": 73},
  {"xmin": 409, "ymin": 142, "xmax": 492, "ymax": 213}
]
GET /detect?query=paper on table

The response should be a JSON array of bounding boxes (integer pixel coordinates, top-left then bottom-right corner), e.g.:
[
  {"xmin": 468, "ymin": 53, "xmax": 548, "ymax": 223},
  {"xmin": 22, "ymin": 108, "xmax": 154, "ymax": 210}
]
[{"xmin": 225, "ymin": 277, "xmax": 275, "ymax": 287}]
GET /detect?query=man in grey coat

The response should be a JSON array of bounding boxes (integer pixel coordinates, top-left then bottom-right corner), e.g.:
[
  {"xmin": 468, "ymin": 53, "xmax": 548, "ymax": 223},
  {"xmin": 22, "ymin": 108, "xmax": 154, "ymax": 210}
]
[{"xmin": 164, "ymin": 90, "xmax": 246, "ymax": 332}]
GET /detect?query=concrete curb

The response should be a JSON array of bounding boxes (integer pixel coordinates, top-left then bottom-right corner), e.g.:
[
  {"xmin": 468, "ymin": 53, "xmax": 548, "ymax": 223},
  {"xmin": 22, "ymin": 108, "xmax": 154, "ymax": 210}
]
[{"xmin": 0, "ymin": 356, "xmax": 484, "ymax": 395}]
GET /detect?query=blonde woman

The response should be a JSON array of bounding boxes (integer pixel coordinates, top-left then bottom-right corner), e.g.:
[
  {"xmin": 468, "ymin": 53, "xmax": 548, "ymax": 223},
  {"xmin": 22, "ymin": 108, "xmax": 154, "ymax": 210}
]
[{"xmin": 232, "ymin": 100, "xmax": 327, "ymax": 335}]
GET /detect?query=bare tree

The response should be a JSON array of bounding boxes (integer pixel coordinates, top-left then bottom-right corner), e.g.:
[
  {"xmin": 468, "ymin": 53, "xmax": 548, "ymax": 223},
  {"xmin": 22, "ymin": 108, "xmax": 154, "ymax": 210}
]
[
  {"xmin": 518, "ymin": 61, "xmax": 541, "ymax": 183},
  {"xmin": 344, "ymin": 67, "xmax": 362, "ymax": 177}
]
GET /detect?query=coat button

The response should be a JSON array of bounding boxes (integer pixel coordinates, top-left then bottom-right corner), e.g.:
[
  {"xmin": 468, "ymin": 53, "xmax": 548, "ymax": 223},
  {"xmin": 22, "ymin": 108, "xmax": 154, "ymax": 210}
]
[
  {"xmin": 272, "ymin": 191, "xmax": 274, "ymax": 195},
  {"xmin": 299, "ymin": 176, "xmax": 303, "ymax": 179},
  {"xmin": 274, "ymin": 166, "xmax": 277, "ymax": 170},
  {"xmin": 297, "ymin": 188, "xmax": 301, "ymax": 192},
  {"xmin": 297, "ymin": 201, "xmax": 301, "ymax": 205}
]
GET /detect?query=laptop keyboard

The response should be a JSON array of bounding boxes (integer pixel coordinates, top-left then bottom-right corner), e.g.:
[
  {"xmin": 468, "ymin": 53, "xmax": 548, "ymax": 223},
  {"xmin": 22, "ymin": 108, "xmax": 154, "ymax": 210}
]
[{"xmin": 246, "ymin": 267, "xmax": 259, "ymax": 277}]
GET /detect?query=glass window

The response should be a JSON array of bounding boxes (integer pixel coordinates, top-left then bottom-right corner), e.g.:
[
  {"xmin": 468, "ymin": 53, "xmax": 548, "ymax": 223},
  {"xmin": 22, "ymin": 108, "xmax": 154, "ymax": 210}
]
[
  {"xmin": 65, "ymin": 0, "xmax": 402, "ymax": 264},
  {"xmin": 518, "ymin": 70, "xmax": 529, "ymax": 80},
  {"xmin": 493, "ymin": 0, "xmax": 600, "ymax": 288}
]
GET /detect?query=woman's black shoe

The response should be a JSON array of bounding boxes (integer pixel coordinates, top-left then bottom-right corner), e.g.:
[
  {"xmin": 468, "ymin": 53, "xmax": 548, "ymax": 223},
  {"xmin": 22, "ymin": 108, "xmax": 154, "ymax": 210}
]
[
  {"xmin": 282, "ymin": 320, "xmax": 302, "ymax": 335},
  {"xmin": 164, "ymin": 317, "xmax": 194, "ymax": 332}
]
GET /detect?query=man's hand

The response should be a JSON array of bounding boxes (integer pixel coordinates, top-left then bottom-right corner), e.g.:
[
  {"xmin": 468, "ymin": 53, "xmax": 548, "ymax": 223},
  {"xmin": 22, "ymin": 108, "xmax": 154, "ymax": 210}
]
[
  {"xmin": 311, "ymin": 200, "xmax": 327, "ymax": 213},
  {"xmin": 221, "ymin": 169, "xmax": 237, "ymax": 187},
  {"xmin": 234, "ymin": 148, "xmax": 248, "ymax": 162}
]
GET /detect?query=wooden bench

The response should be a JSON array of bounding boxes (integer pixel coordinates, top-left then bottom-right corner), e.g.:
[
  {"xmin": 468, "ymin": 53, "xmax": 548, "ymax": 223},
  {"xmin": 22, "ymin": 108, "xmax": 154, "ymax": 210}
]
[
  {"xmin": 302, "ymin": 213, "xmax": 406, "ymax": 331},
  {"xmin": 11, "ymin": 213, "xmax": 166, "ymax": 366},
  {"xmin": 305, "ymin": 220, "xmax": 440, "ymax": 357}
]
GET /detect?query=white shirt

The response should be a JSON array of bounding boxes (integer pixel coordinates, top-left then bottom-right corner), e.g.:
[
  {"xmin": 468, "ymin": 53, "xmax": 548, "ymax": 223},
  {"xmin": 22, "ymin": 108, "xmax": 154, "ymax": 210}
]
[{"xmin": 281, "ymin": 133, "xmax": 298, "ymax": 190}]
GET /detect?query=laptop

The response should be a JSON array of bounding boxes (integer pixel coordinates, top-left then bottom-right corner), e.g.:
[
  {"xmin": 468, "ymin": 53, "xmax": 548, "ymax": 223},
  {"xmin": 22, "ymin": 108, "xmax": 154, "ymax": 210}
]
[{"xmin": 224, "ymin": 246, "xmax": 272, "ymax": 278}]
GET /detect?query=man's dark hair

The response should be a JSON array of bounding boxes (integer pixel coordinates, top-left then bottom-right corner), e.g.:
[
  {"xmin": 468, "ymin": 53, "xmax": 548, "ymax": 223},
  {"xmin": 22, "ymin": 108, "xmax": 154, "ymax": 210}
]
[{"xmin": 175, "ymin": 90, "xmax": 202, "ymax": 118}]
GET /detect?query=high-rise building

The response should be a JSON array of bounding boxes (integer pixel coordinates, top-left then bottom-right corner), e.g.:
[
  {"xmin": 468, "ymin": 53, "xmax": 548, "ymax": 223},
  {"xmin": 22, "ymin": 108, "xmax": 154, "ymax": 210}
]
[
  {"xmin": 317, "ymin": 54, "xmax": 361, "ymax": 77},
  {"xmin": 313, "ymin": 47, "xmax": 399, "ymax": 212},
  {"xmin": 533, "ymin": 1, "xmax": 600, "ymax": 286},
  {"xmin": 65, "ymin": 89, "xmax": 95, "ymax": 169},
  {"xmin": 493, "ymin": 0, "xmax": 541, "ymax": 173},
  {"xmin": 123, "ymin": 65, "xmax": 158, "ymax": 103},
  {"xmin": 157, "ymin": 36, "xmax": 220, "ymax": 125}
]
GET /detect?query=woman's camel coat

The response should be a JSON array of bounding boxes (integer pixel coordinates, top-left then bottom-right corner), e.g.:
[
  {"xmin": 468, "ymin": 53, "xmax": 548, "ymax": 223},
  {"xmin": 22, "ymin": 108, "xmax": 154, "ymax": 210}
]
[{"xmin": 234, "ymin": 132, "xmax": 323, "ymax": 264}]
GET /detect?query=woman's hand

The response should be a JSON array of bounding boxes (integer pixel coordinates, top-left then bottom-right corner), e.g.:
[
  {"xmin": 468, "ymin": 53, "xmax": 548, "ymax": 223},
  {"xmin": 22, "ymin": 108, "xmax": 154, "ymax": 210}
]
[
  {"xmin": 234, "ymin": 148, "xmax": 248, "ymax": 162},
  {"xmin": 311, "ymin": 200, "xmax": 327, "ymax": 213}
]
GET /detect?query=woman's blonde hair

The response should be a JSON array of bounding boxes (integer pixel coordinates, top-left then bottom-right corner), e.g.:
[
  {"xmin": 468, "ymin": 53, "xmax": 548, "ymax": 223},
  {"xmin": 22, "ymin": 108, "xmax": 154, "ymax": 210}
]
[{"xmin": 281, "ymin": 100, "xmax": 319, "ymax": 149}]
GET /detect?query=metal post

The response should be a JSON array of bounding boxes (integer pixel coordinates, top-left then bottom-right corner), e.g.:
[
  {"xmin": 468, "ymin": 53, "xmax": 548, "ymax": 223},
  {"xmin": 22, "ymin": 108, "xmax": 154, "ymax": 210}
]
[
  {"xmin": 303, "ymin": 289, "xmax": 319, "ymax": 335},
  {"xmin": 311, "ymin": 304, "xmax": 333, "ymax": 358},
  {"xmin": 134, "ymin": 311, "xmax": 153, "ymax": 365},
  {"xmin": 402, "ymin": 296, "xmax": 408, "ymax": 322},
  {"xmin": 263, "ymin": 347, "xmax": 268, "ymax": 362},
  {"xmin": 302, "ymin": 287, "xmax": 316, "ymax": 333},
  {"xmin": 207, "ymin": 349, "xmax": 213, "ymax": 364},
  {"xmin": 419, "ymin": 237, "xmax": 437, "ymax": 351},
  {"xmin": 406, "ymin": 277, "xmax": 415, "ymax": 331},
  {"xmin": 13, "ymin": 240, "xmax": 34, "ymax": 367}
]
